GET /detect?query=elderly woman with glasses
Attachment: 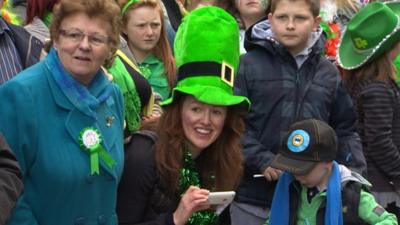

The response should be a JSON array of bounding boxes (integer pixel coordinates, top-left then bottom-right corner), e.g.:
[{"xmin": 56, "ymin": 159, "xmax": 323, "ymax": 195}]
[{"xmin": 0, "ymin": 0, "xmax": 124, "ymax": 224}]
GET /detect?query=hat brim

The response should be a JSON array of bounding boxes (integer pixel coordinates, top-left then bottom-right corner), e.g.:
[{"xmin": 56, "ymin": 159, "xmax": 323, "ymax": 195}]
[
  {"xmin": 338, "ymin": 3, "xmax": 400, "ymax": 69},
  {"xmin": 387, "ymin": 1, "xmax": 400, "ymax": 15},
  {"xmin": 161, "ymin": 85, "xmax": 251, "ymax": 110},
  {"xmin": 270, "ymin": 154, "xmax": 317, "ymax": 175}
]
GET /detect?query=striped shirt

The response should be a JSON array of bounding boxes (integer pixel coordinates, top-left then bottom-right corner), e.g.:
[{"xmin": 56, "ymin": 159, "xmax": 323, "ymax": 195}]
[
  {"xmin": 0, "ymin": 18, "xmax": 23, "ymax": 85},
  {"xmin": 351, "ymin": 79, "xmax": 400, "ymax": 189}
]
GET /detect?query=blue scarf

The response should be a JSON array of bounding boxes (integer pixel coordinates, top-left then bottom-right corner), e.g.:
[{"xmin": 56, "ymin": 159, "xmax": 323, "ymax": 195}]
[
  {"xmin": 45, "ymin": 48, "xmax": 112, "ymax": 119},
  {"xmin": 269, "ymin": 161, "xmax": 343, "ymax": 225}
]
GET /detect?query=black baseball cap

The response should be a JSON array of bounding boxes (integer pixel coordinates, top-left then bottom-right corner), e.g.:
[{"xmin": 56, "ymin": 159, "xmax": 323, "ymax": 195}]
[{"xmin": 270, "ymin": 119, "xmax": 337, "ymax": 175}]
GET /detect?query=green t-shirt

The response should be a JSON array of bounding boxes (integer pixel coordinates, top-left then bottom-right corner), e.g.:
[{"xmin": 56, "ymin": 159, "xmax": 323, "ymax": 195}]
[{"xmin": 139, "ymin": 54, "xmax": 170, "ymax": 101}]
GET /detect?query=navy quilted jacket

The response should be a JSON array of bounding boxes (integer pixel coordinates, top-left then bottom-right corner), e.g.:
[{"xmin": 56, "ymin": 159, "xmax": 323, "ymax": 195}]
[{"xmin": 233, "ymin": 20, "xmax": 366, "ymax": 207}]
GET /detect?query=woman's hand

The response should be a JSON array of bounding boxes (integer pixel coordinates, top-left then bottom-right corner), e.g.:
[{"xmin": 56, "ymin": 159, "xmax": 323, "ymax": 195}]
[
  {"xmin": 141, "ymin": 114, "xmax": 160, "ymax": 123},
  {"xmin": 173, "ymin": 186, "xmax": 210, "ymax": 225}
]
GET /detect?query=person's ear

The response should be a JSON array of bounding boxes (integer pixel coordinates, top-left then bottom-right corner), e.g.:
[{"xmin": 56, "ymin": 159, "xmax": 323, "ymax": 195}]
[
  {"xmin": 313, "ymin": 15, "xmax": 321, "ymax": 32},
  {"xmin": 268, "ymin": 12, "xmax": 273, "ymax": 21}
]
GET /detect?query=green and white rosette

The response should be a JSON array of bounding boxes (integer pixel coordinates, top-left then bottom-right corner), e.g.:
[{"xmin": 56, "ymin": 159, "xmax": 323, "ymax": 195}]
[{"xmin": 79, "ymin": 127, "xmax": 116, "ymax": 175}]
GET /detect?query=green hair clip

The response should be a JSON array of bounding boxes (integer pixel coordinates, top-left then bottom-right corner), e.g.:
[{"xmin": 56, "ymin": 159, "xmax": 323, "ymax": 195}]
[{"xmin": 121, "ymin": 0, "xmax": 140, "ymax": 16}]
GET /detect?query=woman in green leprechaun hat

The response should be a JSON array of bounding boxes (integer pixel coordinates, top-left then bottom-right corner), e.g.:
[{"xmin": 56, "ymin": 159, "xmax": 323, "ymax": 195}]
[
  {"xmin": 117, "ymin": 6, "xmax": 250, "ymax": 225},
  {"xmin": 339, "ymin": 1, "xmax": 400, "ymax": 220}
]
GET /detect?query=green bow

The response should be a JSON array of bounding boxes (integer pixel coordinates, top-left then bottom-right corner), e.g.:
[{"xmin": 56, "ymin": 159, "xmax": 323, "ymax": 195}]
[{"xmin": 79, "ymin": 127, "xmax": 116, "ymax": 175}]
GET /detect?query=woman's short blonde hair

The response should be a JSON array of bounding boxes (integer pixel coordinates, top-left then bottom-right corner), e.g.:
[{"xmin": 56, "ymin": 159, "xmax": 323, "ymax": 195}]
[{"xmin": 50, "ymin": 0, "xmax": 121, "ymax": 67}]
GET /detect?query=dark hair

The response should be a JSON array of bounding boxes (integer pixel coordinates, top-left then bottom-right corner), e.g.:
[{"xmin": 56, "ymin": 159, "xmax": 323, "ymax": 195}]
[
  {"xmin": 343, "ymin": 50, "xmax": 396, "ymax": 92},
  {"xmin": 50, "ymin": 0, "xmax": 121, "ymax": 67},
  {"xmin": 26, "ymin": 0, "xmax": 59, "ymax": 24},
  {"xmin": 121, "ymin": 0, "xmax": 176, "ymax": 88},
  {"xmin": 155, "ymin": 94, "xmax": 245, "ymax": 194},
  {"xmin": 270, "ymin": 0, "xmax": 320, "ymax": 17}
]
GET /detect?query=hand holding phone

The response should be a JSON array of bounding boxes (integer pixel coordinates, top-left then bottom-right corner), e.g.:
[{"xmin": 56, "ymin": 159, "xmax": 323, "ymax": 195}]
[{"xmin": 207, "ymin": 191, "xmax": 235, "ymax": 205}]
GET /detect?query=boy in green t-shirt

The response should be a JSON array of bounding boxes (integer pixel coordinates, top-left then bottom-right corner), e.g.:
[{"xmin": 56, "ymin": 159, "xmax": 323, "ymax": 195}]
[{"xmin": 267, "ymin": 119, "xmax": 397, "ymax": 225}]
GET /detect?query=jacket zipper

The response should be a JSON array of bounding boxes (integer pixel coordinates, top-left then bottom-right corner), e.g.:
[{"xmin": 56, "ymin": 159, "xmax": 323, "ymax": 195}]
[{"xmin": 294, "ymin": 71, "xmax": 300, "ymax": 121}]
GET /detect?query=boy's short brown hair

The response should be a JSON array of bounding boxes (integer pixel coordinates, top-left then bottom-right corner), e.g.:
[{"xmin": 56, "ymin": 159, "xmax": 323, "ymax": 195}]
[{"xmin": 270, "ymin": 0, "xmax": 320, "ymax": 17}]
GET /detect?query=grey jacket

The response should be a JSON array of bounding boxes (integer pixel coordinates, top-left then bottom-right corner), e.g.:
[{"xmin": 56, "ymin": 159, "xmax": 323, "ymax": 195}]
[{"xmin": 0, "ymin": 133, "xmax": 23, "ymax": 225}]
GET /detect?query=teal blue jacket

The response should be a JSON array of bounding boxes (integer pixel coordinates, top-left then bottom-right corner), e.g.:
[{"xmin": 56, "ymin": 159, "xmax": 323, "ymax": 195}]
[{"xmin": 0, "ymin": 57, "xmax": 125, "ymax": 225}]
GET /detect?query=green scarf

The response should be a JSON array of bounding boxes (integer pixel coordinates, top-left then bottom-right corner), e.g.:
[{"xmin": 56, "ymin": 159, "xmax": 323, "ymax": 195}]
[
  {"xmin": 107, "ymin": 56, "xmax": 142, "ymax": 132},
  {"xmin": 179, "ymin": 151, "xmax": 218, "ymax": 225}
]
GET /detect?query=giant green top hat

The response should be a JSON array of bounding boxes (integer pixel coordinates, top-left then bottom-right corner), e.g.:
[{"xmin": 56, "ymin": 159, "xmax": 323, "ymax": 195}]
[
  {"xmin": 338, "ymin": 1, "xmax": 400, "ymax": 70},
  {"xmin": 161, "ymin": 6, "xmax": 250, "ymax": 110}
]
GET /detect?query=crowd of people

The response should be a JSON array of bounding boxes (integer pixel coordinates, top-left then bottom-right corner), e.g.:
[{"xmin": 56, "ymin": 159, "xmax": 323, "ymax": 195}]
[{"xmin": 0, "ymin": 0, "xmax": 400, "ymax": 224}]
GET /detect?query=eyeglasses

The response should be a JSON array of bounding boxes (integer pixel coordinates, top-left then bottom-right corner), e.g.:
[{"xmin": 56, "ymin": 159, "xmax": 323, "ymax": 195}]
[{"xmin": 59, "ymin": 28, "xmax": 110, "ymax": 46}]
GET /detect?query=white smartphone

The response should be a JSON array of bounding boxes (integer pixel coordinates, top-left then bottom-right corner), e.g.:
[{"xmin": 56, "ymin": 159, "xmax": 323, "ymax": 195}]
[{"xmin": 207, "ymin": 191, "xmax": 235, "ymax": 205}]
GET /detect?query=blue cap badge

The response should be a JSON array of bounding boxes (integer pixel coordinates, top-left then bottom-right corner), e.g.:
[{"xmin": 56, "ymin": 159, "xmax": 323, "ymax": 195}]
[{"xmin": 287, "ymin": 129, "xmax": 310, "ymax": 152}]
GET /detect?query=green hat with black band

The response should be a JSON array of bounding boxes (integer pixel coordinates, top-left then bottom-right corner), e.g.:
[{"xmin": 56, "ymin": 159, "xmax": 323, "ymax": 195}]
[
  {"xmin": 161, "ymin": 6, "xmax": 250, "ymax": 110},
  {"xmin": 338, "ymin": 1, "xmax": 400, "ymax": 70}
]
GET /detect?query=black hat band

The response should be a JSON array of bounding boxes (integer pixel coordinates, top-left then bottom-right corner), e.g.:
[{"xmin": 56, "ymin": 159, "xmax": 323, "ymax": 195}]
[{"xmin": 177, "ymin": 61, "xmax": 234, "ymax": 87}]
